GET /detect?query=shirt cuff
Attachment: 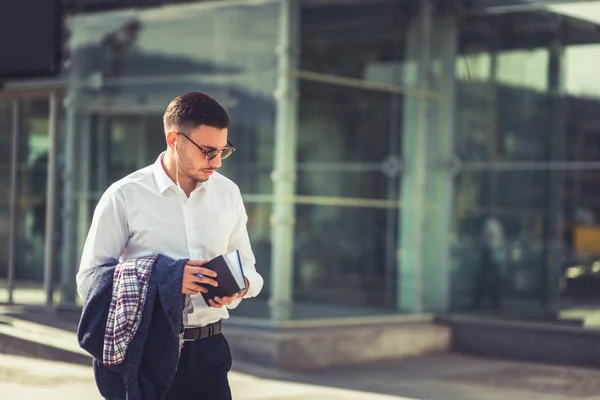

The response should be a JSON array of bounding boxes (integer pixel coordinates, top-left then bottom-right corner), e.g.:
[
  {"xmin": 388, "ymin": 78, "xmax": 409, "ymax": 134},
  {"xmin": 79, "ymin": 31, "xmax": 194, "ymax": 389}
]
[
  {"xmin": 242, "ymin": 268, "xmax": 263, "ymax": 299},
  {"xmin": 226, "ymin": 267, "xmax": 263, "ymax": 310}
]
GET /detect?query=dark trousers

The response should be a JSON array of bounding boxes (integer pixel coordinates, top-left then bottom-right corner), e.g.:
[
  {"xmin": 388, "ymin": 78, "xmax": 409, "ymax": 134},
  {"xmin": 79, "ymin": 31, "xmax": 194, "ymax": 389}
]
[
  {"xmin": 165, "ymin": 333, "xmax": 232, "ymax": 400},
  {"xmin": 472, "ymin": 248, "xmax": 501, "ymax": 310}
]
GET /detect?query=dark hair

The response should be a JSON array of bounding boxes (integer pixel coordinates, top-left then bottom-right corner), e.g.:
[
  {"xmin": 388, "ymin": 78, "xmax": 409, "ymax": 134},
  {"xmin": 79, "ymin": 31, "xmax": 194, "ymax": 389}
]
[{"xmin": 163, "ymin": 92, "xmax": 230, "ymax": 132}]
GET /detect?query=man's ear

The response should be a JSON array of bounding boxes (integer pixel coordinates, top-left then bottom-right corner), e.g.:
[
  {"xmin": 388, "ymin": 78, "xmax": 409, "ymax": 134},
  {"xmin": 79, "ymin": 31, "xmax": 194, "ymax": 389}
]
[{"xmin": 166, "ymin": 131, "xmax": 178, "ymax": 149}]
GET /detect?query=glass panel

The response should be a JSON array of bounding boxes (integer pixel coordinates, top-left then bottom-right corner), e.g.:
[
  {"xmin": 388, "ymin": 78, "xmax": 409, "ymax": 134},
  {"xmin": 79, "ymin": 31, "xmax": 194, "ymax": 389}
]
[
  {"xmin": 0, "ymin": 100, "xmax": 11, "ymax": 303},
  {"xmin": 300, "ymin": 0, "xmax": 416, "ymax": 86},
  {"xmin": 453, "ymin": 3, "xmax": 600, "ymax": 319},
  {"xmin": 13, "ymin": 99, "xmax": 50, "ymax": 305},
  {"xmin": 457, "ymin": 7, "xmax": 600, "ymax": 164},
  {"xmin": 451, "ymin": 168, "xmax": 600, "ymax": 316},
  {"xmin": 296, "ymin": 81, "xmax": 402, "ymax": 201},
  {"xmin": 298, "ymin": 81, "xmax": 401, "ymax": 164},
  {"xmin": 564, "ymin": 44, "xmax": 600, "ymax": 98},
  {"xmin": 451, "ymin": 170, "xmax": 552, "ymax": 312},
  {"xmin": 293, "ymin": 51, "xmax": 403, "ymax": 313},
  {"xmin": 293, "ymin": 204, "xmax": 398, "ymax": 313},
  {"xmin": 67, "ymin": 1, "xmax": 280, "ymax": 78},
  {"xmin": 92, "ymin": 115, "xmax": 145, "ymax": 187}
]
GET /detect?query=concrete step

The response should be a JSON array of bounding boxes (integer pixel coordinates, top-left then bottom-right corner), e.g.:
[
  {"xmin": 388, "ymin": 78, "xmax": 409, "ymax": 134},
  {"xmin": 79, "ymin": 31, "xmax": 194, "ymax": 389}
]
[
  {"xmin": 225, "ymin": 314, "xmax": 451, "ymax": 371},
  {"xmin": 0, "ymin": 314, "xmax": 91, "ymax": 365}
]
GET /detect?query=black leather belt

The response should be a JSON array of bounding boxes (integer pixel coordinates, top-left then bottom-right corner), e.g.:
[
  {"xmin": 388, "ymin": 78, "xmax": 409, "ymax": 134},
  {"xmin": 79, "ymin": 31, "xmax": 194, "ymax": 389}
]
[{"xmin": 182, "ymin": 320, "xmax": 222, "ymax": 341}]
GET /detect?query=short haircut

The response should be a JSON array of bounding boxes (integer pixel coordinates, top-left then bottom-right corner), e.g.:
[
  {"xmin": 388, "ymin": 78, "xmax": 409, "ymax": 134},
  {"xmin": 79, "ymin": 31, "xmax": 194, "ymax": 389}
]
[{"xmin": 163, "ymin": 92, "xmax": 230, "ymax": 133}]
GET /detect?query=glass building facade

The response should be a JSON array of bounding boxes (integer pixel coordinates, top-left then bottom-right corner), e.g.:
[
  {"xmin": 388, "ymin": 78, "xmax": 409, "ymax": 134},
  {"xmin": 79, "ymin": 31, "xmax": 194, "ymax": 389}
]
[{"xmin": 2, "ymin": 0, "xmax": 600, "ymax": 322}]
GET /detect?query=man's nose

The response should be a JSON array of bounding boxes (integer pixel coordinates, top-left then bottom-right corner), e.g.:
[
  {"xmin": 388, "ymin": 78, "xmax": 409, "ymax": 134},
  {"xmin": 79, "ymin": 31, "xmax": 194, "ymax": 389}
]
[{"xmin": 209, "ymin": 153, "xmax": 222, "ymax": 168}]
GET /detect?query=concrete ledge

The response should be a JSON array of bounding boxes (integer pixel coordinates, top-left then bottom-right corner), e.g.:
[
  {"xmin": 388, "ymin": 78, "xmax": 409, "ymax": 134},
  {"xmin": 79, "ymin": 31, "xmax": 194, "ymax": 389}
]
[
  {"xmin": 441, "ymin": 315, "xmax": 600, "ymax": 369},
  {"xmin": 0, "ymin": 315, "xmax": 91, "ymax": 366},
  {"xmin": 225, "ymin": 314, "xmax": 451, "ymax": 371}
]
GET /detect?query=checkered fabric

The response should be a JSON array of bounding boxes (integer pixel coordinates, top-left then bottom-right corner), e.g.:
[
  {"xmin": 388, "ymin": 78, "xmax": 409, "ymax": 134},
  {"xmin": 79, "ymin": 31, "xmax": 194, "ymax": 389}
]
[{"xmin": 103, "ymin": 256, "xmax": 157, "ymax": 366}]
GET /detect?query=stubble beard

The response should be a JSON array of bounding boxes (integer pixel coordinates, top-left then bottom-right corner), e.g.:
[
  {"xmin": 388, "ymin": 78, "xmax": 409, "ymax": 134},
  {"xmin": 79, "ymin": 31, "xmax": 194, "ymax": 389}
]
[
  {"xmin": 183, "ymin": 166, "xmax": 209, "ymax": 183},
  {"xmin": 178, "ymin": 148, "xmax": 210, "ymax": 183}
]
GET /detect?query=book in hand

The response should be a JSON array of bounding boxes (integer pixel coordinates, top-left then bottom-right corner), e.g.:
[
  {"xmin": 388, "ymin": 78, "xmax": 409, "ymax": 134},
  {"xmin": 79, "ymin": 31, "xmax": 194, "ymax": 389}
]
[{"xmin": 196, "ymin": 250, "xmax": 246, "ymax": 306}]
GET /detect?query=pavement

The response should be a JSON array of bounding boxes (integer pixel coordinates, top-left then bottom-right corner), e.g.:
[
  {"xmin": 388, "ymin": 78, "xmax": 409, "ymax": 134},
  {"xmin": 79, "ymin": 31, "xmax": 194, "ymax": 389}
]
[
  {"xmin": 3, "ymin": 352, "xmax": 600, "ymax": 400},
  {"xmin": 0, "ymin": 353, "xmax": 408, "ymax": 400},
  {"xmin": 3, "ymin": 305, "xmax": 600, "ymax": 399},
  {"xmin": 234, "ymin": 355, "xmax": 600, "ymax": 400}
]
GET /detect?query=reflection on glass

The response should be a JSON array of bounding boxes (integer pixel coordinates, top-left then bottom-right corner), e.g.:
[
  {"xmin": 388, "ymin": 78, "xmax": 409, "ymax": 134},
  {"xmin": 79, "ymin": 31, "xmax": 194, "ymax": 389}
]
[
  {"xmin": 452, "ymin": 170, "xmax": 552, "ymax": 312},
  {"xmin": 68, "ymin": 1, "xmax": 279, "ymax": 78},
  {"xmin": 294, "ymin": 204, "xmax": 398, "ymax": 310},
  {"xmin": 245, "ymin": 202, "xmax": 272, "ymax": 300},
  {"xmin": 453, "ymin": 5, "xmax": 600, "ymax": 316},
  {"xmin": 565, "ymin": 44, "xmax": 600, "ymax": 98},
  {"xmin": 451, "ymin": 166, "xmax": 600, "ymax": 312},
  {"xmin": 297, "ymin": 170, "xmax": 393, "ymax": 200},
  {"xmin": 298, "ymin": 81, "xmax": 401, "ymax": 164},
  {"xmin": 457, "ymin": 53, "xmax": 491, "ymax": 82},
  {"xmin": 13, "ymin": 99, "xmax": 50, "ymax": 305},
  {"xmin": 66, "ymin": 0, "xmax": 280, "ymax": 111},
  {"xmin": 296, "ymin": 80, "xmax": 402, "ymax": 204},
  {"xmin": 496, "ymin": 49, "xmax": 548, "ymax": 91},
  {"xmin": 300, "ymin": 0, "xmax": 415, "ymax": 86}
]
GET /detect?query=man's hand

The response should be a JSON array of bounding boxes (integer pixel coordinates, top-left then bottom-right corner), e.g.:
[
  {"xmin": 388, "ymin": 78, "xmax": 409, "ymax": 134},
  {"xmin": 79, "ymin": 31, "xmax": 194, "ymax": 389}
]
[
  {"xmin": 208, "ymin": 277, "xmax": 249, "ymax": 308},
  {"xmin": 182, "ymin": 260, "xmax": 218, "ymax": 295}
]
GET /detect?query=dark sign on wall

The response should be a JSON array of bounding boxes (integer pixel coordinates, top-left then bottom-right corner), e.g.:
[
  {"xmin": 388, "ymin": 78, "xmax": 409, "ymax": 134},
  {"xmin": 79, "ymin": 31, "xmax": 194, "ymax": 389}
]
[{"xmin": 0, "ymin": 0, "xmax": 62, "ymax": 79}]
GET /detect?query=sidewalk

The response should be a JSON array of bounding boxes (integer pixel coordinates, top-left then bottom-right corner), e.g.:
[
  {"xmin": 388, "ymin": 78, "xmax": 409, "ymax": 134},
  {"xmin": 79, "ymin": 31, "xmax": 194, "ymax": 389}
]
[
  {"xmin": 0, "ymin": 353, "xmax": 410, "ymax": 400},
  {"xmin": 233, "ymin": 354, "xmax": 600, "ymax": 400},
  {"xmin": 3, "ymin": 305, "xmax": 600, "ymax": 399},
  {"xmin": 3, "ymin": 352, "xmax": 600, "ymax": 400}
]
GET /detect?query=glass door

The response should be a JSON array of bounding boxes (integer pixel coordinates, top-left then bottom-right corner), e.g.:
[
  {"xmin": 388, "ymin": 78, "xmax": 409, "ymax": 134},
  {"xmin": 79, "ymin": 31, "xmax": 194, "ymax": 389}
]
[
  {"xmin": 0, "ymin": 94, "xmax": 59, "ymax": 306},
  {"xmin": 13, "ymin": 98, "xmax": 51, "ymax": 304}
]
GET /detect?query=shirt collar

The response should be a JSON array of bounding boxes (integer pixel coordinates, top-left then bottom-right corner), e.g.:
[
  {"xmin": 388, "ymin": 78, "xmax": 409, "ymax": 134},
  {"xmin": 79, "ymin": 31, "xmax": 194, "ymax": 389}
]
[{"xmin": 152, "ymin": 153, "xmax": 210, "ymax": 195}]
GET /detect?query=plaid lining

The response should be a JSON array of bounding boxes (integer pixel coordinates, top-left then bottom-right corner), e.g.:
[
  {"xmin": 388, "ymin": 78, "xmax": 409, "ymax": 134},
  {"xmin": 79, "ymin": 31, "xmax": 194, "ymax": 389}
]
[{"xmin": 103, "ymin": 256, "xmax": 157, "ymax": 366}]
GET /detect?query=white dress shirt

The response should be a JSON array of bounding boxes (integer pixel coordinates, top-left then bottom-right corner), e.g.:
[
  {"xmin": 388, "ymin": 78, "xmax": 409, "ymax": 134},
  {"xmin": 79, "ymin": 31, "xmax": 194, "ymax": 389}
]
[{"xmin": 76, "ymin": 153, "xmax": 263, "ymax": 327}]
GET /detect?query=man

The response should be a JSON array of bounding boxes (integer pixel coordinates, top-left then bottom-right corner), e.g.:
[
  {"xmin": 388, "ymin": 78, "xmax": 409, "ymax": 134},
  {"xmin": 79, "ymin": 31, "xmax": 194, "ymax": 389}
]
[
  {"xmin": 473, "ymin": 214, "xmax": 505, "ymax": 310},
  {"xmin": 76, "ymin": 92, "xmax": 263, "ymax": 400}
]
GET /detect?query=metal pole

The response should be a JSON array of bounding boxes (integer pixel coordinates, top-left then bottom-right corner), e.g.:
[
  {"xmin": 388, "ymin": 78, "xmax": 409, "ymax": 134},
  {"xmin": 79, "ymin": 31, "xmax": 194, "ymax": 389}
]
[
  {"xmin": 60, "ymin": 70, "xmax": 80, "ymax": 307},
  {"xmin": 97, "ymin": 116, "xmax": 108, "ymax": 190},
  {"xmin": 544, "ymin": 35, "xmax": 565, "ymax": 311},
  {"xmin": 428, "ymin": 16, "xmax": 458, "ymax": 312},
  {"xmin": 77, "ymin": 114, "xmax": 92, "ymax": 265},
  {"xmin": 270, "ymin": 0, "xmax": 299, "ymax": 321},
  {"xmin": 398, "ymin": 0, "xmax": 433, "ymax": 312},
  {"xmin": 413, "ymin": 0, "xmax": 433, "ymax": 312},
  {"xmin": 8, "ymin": 100, "xmax": 20, "ymax": 304},
  {"xmin": 44, "ymin": 92, "xmax": 59, "ymax": 307}
]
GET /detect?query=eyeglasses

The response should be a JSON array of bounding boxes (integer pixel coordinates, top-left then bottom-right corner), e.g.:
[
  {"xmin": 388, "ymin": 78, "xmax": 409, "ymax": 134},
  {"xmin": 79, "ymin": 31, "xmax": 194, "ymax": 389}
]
[{"xmin": 176, "ymin": 132, "xmax": 236, "ymax": 161}]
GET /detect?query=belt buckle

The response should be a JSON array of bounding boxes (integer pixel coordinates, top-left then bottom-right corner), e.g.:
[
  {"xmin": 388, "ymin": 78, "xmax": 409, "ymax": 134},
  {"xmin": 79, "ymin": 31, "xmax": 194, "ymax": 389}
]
[
  {"xmin": 208, "ymin": 324, "xmax": 214, "ymax": 337},
  {"xmin": 180, "ymin": 331, "xmax": 195, "ymax": 343}
]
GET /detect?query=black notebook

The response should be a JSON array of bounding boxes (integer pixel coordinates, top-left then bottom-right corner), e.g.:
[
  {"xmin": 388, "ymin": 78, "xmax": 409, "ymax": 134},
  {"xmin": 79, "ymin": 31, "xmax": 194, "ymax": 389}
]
[{"xmin": 197, "ymin": 250, "xmax": 246, "ymax": 306}]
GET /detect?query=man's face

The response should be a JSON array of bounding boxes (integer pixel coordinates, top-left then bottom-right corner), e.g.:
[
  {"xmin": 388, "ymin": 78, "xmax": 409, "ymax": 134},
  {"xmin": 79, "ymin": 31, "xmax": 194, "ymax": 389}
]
[{"xmin": 176, "ymin": 125, "xmax": 228, "ymax": 183}]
